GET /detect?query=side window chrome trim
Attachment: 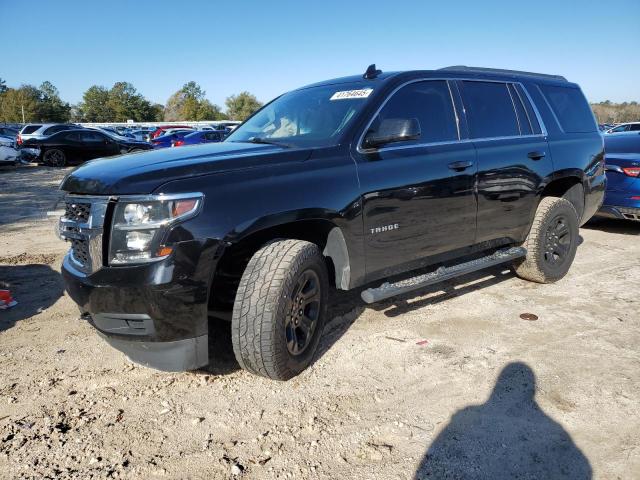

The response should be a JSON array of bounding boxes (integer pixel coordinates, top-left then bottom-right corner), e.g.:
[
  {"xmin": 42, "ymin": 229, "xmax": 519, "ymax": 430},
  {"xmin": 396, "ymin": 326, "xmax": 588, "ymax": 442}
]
[
  {"xmin": 356, "ymin": 77, "xmax": 549, "ymax": 154},
  {"xmin": 358, "ymin": 134, "xmax": 547, "ymax": 154}
]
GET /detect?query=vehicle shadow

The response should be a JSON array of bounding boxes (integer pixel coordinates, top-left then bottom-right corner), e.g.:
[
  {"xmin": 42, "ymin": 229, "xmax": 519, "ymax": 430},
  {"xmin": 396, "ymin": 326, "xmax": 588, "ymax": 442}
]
[
  {"xmin": 583, "ymin": 217, "xmax": 640, "ymax": 235},
  {"xmin": 0, "ymin": 264, "xmax": 64, "ymax": 332},
  {"xmin": 414, "ymin": 362, "xmax": 592, "ymax": 480}
]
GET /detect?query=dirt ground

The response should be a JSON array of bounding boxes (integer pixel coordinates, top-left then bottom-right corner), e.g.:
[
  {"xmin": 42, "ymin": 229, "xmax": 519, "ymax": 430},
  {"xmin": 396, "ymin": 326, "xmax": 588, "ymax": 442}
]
[{"xmin": 1, "ymin": 164, "xmax": 639, "ymax": 480}]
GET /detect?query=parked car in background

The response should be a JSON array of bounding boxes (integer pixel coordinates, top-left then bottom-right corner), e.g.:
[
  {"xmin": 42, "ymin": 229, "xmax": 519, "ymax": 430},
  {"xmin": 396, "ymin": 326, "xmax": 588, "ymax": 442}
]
[
  {"xmin": 129, "ymin": 129, "xmax": 152, "ymax": 142},
  {"xmin": 605, "ymin": 122, "xmax": 640, "ymax": 134},
  {"xmin": 0, "ymin": 126, "xmax": 19, "ymax": 138},
  {"xmin": 150, "ymin": 125, "xmax": 192, "ymax": 139},
  {"xmin": 151, "ymin": 130, "xmax": 193, "ymax": 148},
  {"xmin": 173, "ymin": 130, "xmax": 226, "ymax": 146},
  {"xmin": 21, "ymin": 129, "xmax": 152, "ymax": 166},
  {"xmin": 17, "ymin": 123, "xmax": 83, "ymax": 146},
  {"xmin": 598, "ymin": 132, "xmax": 640, "ymax": 221}
]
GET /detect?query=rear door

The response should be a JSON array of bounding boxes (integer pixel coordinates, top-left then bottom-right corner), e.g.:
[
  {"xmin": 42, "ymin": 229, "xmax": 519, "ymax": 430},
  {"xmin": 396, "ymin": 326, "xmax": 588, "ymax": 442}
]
[
  {"xmin": 457, "ymin": 80, "xmax": 553, "ymax": 245},
  {"xmin": 353, "ymin": 79, "xmax": 478, "ymax": 279}
]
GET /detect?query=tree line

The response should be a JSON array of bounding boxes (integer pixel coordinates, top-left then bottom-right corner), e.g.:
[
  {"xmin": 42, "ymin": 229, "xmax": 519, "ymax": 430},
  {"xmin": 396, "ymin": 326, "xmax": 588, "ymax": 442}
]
[
  {"xmin": 0, "ymin": 78, "xmax": 263, "ymax": 123},
  {"xmin": 591, "ymin": 101, "xmax": 640, "ymax": 124},
  {"xmin": 2, "ymin": 77, "xmax": 638, "ymax": 126}
]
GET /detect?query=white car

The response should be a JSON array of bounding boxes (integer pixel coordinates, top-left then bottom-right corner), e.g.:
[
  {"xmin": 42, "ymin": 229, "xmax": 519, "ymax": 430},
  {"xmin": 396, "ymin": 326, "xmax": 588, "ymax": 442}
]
[{"xmin": 605, "ymin": 122, "xmax": 640, "ymax": 134}]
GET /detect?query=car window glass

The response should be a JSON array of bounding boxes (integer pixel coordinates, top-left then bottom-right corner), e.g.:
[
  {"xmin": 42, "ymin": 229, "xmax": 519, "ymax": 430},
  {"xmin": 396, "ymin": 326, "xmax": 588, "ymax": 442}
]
[
  {"xmin": 629, "ymin": 124, "xmax": 640, "ymax": 131},
  {"xmin": 514, "ymin": 84, "xmax": 542, "ymax": 134},
  {"xmin": 461, "ymin": 81, "xmax": 519, "ymax": 138},
  {"xmin": 81, "ymin": 131, "xmax": 106, "ymax": 142},
  {"xmin": 538, "ymin": 84, "xmax": 597, "ymax": 133},
  {"xmin": 368, "ymin": 80, "xmax": 458, "ymax": 146},
  {"xmin": 507, "ymin": 84, "xmax": 533, "ymax": 135},
  {"xmin": 22, "ymin": 125, "xmax": 42, "ymax": 134},
  {"xmin": 65, "ymin": 132, "xmax": 81, "ymax": 141}
]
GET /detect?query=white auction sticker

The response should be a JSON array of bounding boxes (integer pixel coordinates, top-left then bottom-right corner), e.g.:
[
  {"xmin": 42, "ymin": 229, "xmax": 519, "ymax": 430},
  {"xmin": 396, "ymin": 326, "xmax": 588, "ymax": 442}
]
[{"xmin": 330, "ymin": 88, "xmax": 373, "ymax": 100}]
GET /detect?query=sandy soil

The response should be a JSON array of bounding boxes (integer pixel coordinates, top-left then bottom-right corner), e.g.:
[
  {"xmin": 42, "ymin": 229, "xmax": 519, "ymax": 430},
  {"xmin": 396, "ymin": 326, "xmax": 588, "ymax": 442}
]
[{"xmin": 1, "ymin": 165, "xmax": 639, "ymax": 479}]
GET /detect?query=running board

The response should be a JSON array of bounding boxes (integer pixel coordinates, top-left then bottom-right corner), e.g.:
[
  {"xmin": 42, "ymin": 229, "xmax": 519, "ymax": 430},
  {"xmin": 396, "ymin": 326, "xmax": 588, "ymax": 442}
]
[{"xmin": 360, "ymin": 247, "xmax": 527, "ymax": 304}]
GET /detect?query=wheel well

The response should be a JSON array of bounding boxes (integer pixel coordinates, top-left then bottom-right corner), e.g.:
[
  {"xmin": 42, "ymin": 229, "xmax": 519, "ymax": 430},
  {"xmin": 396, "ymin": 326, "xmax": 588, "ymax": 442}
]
[
  {"xmin": 541, "ymin": 177, "xmax": 584, "ymax": 218},
  {"xmin": 207, "ymin": 220, "xmax": 341, "ymax": 318}
]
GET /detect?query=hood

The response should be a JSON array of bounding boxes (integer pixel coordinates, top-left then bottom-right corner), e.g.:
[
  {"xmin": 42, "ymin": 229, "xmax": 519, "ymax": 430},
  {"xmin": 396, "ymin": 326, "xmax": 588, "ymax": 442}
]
[{"xmin": 60, "ymin": 141, "xmax": 310, "ymax": 195}]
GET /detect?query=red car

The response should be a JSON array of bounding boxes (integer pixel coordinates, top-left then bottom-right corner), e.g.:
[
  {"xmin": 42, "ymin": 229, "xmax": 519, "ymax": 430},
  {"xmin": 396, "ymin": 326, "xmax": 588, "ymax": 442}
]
[{"xmin": 149, "ymin": 125, "xmax": 192, "ymax": 139}]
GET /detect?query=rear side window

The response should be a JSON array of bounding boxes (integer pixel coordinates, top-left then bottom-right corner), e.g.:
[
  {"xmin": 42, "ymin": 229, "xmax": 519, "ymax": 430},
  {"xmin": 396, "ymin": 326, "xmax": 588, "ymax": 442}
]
[
  {"xmin": 21, "ymin": 125, "xmax": 42, "ymax": 134},
  {"xmin": 507, "ymin": 84, "xmax": 532, "ymax": 135},
  {"xmin": 514, "ymin": 84, "xmax": 542, "ymax": 134},
  {"xmin": 369, "ymin": 80, "xmax": 458, "ymax": 145},
  {"xmin": 460, "ymin": 81, "xmax": 519, "ymax": 138},
  {"xmin": 538, "ymin": 84, "xmax": 596, "ymax": 133}
]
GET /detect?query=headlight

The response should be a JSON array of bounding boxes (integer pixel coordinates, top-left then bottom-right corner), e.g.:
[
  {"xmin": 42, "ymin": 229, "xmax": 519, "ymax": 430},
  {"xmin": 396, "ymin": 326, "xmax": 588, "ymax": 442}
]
[{"xmin": 109, "ymin": 193, "xmax": 203, "ymax": 265}]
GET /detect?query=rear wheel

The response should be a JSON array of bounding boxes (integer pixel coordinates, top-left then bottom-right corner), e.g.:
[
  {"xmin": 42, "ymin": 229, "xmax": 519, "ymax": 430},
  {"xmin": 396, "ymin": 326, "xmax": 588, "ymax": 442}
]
[
  {"xmin": 231, "ymin": 239, "xmax": 328, "ymax": 380},
  {"xmin": 42, "ymin": 149, "xmax": 66, "ymax": 167},
  {"xmin": 514, "ymin": 197, "xmax": 579, "ymax": 283}
]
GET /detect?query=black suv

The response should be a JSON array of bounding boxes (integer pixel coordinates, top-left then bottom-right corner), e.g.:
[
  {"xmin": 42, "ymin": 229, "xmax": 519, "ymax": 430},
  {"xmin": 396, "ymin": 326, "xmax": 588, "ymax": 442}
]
[{"xmin": 58, "ymin": 66, "xmax": 605, "ymax": 380}]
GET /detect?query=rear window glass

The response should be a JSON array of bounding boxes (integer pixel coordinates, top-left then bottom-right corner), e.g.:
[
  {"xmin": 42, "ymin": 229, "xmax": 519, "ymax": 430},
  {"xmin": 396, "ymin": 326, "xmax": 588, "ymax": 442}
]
[
  {"xmin": 514, "ymin": 84, "xmax": 542, "ymax": 134},
  {"xmin": 460, "ymin": 81, "xmax": 519, "ymax": 138},
  {"xmin": 508, "ymin": 84, "xmax": 532, "ymax": 135},
  {"xmin": 538, "ymin": 84, "xmax": 596, "ymax": 133},
  {"xmin": 21, "ymin": 125, "xmax": 42, "ymax": 134}
]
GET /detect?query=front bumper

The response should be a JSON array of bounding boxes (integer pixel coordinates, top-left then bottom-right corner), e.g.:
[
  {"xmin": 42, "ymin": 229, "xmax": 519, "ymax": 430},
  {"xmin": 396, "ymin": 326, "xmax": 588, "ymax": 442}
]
[{"xmin": 62, "ymin": 239, "xmax": 220, "ymax": 371}]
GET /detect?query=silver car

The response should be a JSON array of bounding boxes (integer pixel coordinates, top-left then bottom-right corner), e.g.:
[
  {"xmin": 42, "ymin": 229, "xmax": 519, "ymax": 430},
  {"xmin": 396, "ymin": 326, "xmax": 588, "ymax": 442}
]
[{"xmin": 17, "ymin": 123, "xmax": 83, "ymax": 146}]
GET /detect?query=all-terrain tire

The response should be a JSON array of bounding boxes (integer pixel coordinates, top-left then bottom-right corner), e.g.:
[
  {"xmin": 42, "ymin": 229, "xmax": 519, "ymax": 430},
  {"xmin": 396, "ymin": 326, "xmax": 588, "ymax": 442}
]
[
  {"xmin": 514, "ymin": 196, "xmax": 579, "ymax": 283},
  {"xmin": 231, "ymin": 239, "xmax": 328, "ymax": 380}
]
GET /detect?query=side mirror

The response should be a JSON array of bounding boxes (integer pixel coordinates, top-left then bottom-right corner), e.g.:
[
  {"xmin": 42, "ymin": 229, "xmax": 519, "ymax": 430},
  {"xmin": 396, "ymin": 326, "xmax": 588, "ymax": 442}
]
[{"xmin": 363, "ymin": 118, "xmax": 421, "ymax": 149}]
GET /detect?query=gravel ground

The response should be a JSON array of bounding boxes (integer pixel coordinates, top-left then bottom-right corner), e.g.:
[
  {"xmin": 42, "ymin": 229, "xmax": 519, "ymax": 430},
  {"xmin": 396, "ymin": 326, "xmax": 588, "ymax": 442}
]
[{"xmin": 1, "ymin": 165, "xmax": 639, "ymax": 479}]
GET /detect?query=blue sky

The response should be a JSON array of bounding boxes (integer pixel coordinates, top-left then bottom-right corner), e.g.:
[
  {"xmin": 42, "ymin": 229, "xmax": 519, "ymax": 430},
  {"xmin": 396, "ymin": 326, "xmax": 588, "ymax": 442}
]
[{"xmin": 1, "ymin": 0, "xmax": 639, "ymax": 107}]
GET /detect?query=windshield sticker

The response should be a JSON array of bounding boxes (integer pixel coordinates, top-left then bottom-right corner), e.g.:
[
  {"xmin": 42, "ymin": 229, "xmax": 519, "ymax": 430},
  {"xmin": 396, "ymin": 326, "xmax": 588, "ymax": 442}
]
[{"xmin": 330, "ymin": 88, "xmax": 373, "ymax": 101}]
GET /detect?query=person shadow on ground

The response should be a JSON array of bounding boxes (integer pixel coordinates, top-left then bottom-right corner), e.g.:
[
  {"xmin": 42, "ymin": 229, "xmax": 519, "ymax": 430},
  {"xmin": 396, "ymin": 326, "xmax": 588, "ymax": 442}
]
[{"xmin": 414, "ymin": 362, "xmax": 592, "ymax": 480}]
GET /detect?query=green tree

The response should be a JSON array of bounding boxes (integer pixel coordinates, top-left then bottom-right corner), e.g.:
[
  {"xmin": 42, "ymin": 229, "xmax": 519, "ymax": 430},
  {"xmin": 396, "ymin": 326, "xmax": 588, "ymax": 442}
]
[
  {"xmin": 0, "ymin": 85, "xmax": 42, "ymax": 123},
  {"xmin": 78, "ymin": 85, "xmax": 112, "ymax": 122},
  {"xmin": 164, "ymin": 81, "xmax": 225, "ymax": 121},
  {"xmin": 225, "ymin": 91, "xmax": 262, "ymax": 121},
  {"xmin": 0, "ymin": 78, "xmax": 7, "ymax": 95},
  {"xmin": 38, "ymin": 81, "xmax": 71, "ymax": 122}
]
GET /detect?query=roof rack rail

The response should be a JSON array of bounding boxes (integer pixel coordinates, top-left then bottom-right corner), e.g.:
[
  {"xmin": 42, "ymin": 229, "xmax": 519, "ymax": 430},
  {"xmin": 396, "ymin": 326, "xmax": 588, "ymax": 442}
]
[{"xmin": 439, "ymin": 66, "xmax": 567, "ymax": 82}]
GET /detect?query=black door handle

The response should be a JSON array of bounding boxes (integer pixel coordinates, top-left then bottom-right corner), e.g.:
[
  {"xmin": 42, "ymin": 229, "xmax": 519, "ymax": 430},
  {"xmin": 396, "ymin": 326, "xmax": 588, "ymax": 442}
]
[
  {"xmin": 527, "ymin": 151, "xmax": 546, "ymax": 160},
  {"xmin": 448, "ymin": 160, "xmax": 474, "ymax": 171}
]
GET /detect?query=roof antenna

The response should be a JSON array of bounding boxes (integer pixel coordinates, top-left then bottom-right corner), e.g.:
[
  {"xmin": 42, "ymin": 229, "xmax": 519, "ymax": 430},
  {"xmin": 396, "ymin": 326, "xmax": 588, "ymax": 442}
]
[{"xmin": 363, "ymin": 64, "xmax": 382, "ymax": 79}]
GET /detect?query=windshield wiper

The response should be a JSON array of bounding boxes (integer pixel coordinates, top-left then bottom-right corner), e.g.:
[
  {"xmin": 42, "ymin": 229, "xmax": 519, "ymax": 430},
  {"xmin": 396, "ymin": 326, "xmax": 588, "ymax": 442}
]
[{"xmin": 237, "ymin": 137, "xmax": 291, "ymax": 148}]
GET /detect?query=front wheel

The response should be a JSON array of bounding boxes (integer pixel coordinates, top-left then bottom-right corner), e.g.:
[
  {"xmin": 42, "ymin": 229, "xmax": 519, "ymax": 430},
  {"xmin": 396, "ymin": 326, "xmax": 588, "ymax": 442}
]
[
  {"xmin": 231, "ymin": 239, "xmax": 328, "ymax": 380},
  {"xmin": 514, "ymin": 197, "xmax": 579, "ymax": 283},
  {"xmin": 42, "ymin": 149, "xmax": 66, "ymax": 167}
]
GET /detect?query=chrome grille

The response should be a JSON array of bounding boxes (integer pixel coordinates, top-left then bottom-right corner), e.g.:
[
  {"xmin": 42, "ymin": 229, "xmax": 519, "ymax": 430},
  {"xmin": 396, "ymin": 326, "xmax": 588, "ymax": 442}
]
[
  {"xmin": 58, "ymin": 196, "xmax": 110, "ymax": 274},
  {"xmin": 65, "ymin": 202, "xmax": 91, "ymax": 223}
]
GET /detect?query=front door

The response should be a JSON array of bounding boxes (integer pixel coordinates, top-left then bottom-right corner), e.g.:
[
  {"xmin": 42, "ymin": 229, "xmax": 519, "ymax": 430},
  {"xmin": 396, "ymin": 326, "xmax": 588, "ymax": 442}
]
[{"xmin": 353, "ymin": 80, "xmax": 478, "ymax": 280}]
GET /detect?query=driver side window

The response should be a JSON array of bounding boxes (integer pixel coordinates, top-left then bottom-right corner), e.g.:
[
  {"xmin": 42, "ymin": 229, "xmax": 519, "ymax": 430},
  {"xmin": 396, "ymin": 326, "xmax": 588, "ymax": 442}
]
[{"xmin": 367, "ymin": 80, "xmax": 459, "ymax": 147}]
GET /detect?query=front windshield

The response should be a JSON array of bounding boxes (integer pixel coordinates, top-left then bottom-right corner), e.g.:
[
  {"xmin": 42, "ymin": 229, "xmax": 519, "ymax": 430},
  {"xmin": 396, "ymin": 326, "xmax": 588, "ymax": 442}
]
[{"xmin": 226, "ymin": 83, "xmax": 374, "ymax": 148}]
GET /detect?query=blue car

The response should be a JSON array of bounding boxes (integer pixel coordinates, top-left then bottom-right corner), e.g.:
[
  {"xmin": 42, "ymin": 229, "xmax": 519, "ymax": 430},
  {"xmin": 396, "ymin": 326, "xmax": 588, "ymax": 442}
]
[
  {"xmin": 151, "ymin": 130, "xmax": 193, "ymax": 149},
  {"xmin": 598, "ymin": 132, "xmax": 640, "ymax": 221},
  {"xmin": 173, "ymin": 130, "xmax": 226, "ymax": 147}
]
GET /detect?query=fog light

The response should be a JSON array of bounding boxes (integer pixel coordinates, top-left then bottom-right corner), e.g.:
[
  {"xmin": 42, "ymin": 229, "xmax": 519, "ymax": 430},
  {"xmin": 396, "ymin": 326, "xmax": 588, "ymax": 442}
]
[{"xmin": 126, "ymin": 231, "xmax": 154, "ymax": 251}]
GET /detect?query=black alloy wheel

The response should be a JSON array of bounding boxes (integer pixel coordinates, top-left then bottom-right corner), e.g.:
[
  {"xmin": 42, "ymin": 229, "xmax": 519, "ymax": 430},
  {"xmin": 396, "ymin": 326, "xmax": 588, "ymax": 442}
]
[{"xmin": 285, "ymin": 269, "xmax": 321, "ymax": 356}]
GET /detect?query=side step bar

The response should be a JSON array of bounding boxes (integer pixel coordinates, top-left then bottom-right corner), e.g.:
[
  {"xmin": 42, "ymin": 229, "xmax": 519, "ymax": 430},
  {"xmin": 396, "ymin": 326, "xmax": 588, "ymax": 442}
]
[{"xmin": 360, "ymin": 247, "xmax": 527, "ymax": 304}]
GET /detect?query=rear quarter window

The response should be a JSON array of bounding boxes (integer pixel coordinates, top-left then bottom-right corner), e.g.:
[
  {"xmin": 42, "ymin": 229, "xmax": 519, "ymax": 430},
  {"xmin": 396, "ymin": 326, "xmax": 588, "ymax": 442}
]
[
  {"xmin": 538, "ymin": 84, "xmax": 597, "ymax": 133},
  {"xmin": 21, "ymin": 125, "xmax": 42, "ymax": 134}
]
